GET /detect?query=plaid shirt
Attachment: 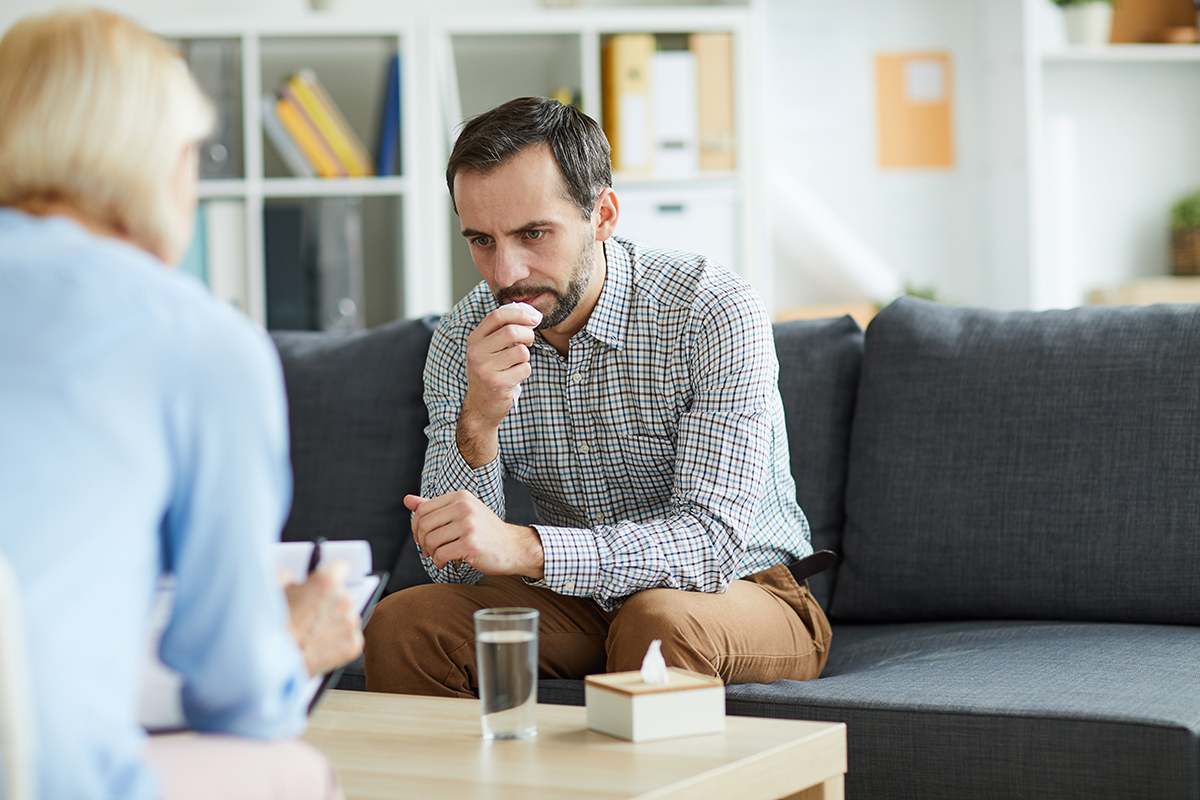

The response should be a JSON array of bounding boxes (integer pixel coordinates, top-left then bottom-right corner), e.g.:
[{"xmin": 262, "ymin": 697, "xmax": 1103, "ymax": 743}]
[{"xmin": 419, "ymin": 237, "xmax": 811, "ymax": 611}]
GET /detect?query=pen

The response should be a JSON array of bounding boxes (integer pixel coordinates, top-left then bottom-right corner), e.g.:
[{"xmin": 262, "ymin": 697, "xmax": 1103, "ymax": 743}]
[{"xmin": 307, "ymin": 536, "xmax": 326, "ymax": 576}]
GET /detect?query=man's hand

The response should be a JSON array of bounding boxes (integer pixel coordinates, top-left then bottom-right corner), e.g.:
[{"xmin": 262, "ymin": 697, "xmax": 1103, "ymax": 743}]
[
  {"xmin": 406, "ymin": 491, "xmax": 544, "ymax": 580},
  {"xmin": 458, "ymin": 303, "xmax": 542, "ymax": 468},
  {"xmin": 282, "ymin": 560, "xmax": 364, "ymax": 678}
]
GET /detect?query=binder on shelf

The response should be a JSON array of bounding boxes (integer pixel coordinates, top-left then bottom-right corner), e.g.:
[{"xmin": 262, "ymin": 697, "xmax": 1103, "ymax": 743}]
[
  {"xmin": 283, "ymin": 70, "xmax": 375, "ymax": 177},
  {"xmin": 203, "ymin": 199, "xmax": 248, "ymax": 313},
  {"xmin": 602, "ymin": 33, "xmax": 656, "ymax": 175},
  {"xmin": 274, "ymin": 94, "xmax": 345, "ymax": 178},
  {"xmin": 184, "ymin": 39, "xmax": 243, "ymax": 180},
  {"xmin": 375, "ymin": 54, "xmax": 401, "ymax": 177},
  {"xmin": 651, "ymin": 49, "xmax": 699, "ymax": 178},
  {"xmin": 315, "ymin": 197, "xmax": 365, "ymax": 334},
  {"xmin": 264, "ymin": 203, "xmax": 314, "ymax": 331},
  {"xmin": 262, "ymin": 94, "xmax": 316, "ymax": 178},
  {"xmin": 689, "ymin": 33, "xmax": 736, "ymax": 171}
]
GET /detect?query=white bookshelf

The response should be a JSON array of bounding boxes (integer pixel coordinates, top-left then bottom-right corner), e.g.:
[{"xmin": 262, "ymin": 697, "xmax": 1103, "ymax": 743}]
[
  {"xmin": 147, "ymin": 5, "xmax": 762, "ymax": 328},
  {"xmin": 152, "ymin": 18, "xmax": 424, "ymax": 327},
  {"xmin": 1025, "ymin": 0, "xmax": 1200, "ymax": 309},
  {"xmin": 1043, "ymin": 44, "xmax": 1200, "ymax": 62}
]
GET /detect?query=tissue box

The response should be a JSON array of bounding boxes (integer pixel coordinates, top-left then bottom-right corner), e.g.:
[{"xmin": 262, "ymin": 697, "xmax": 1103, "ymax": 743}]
[{"xmin": 584, "ymin": 667, "xmax": 725, "ymax": 742}]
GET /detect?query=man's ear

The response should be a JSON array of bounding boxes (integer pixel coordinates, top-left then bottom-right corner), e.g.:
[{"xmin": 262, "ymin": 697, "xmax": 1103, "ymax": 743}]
[{"xmin": 593, "ymin": 187, "xmax": 619, "ymax": 242}]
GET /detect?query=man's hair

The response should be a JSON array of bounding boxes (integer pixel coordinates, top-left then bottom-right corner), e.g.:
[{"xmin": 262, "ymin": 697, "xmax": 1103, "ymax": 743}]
[
  {"xmin": 0, "ymin": 8, "xmax": 215, "ymax": 261},
  {"xmin": 446, "ymin": 96, "xmax": 612, "ymax": 219}
]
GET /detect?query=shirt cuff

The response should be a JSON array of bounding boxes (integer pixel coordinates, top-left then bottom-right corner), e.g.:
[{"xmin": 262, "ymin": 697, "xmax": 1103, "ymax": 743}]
[
  {"xmin": 527, "ymin": 525, "xmax": 601, "ymax": 598},
  {"xmin": 441, "ymin": 443, "xmax": 505, "ymax": 510}
]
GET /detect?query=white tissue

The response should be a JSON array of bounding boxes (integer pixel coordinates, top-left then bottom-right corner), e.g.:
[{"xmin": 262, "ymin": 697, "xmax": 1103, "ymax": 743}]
[
  {"xmin": 500, "ymin": 302, "xmax": 542, "ymax": 412},
  {"xmin": 640, "ymin": 639, "xmax": 669, "ymax": 685}
]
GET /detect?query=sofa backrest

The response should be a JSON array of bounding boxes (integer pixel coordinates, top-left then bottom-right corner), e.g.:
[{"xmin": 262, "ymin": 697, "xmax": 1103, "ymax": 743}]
[
  {"xmin": 273, "ymin": 314, "xmax": 867, "ymax": 605},
  {"xmin": 773, "ymin": 316, "xmax": 864, "ymax": 611},
  {"xmin": 831, "ymin": 297, "xmax": 1200, "ymax": 624},
  {"xmin": 272, "ymin": 317, "xmax": 437, "ymax": 595}
]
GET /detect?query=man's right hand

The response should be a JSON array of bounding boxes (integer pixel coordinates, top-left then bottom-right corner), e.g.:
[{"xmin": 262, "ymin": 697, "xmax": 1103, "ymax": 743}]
[{"xmin": 458, "ymin": 302, "xmax": 542, "ymax": 467}]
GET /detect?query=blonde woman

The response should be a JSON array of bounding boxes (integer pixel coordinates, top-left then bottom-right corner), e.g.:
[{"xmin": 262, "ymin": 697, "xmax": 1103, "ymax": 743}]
[{"xmin": 0, "ymin": 9, "xmax": 360, "ymax": 799}]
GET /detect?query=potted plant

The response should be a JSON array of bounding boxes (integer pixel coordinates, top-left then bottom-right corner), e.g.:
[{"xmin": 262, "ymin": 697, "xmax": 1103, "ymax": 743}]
[
  {"xmin": 1171, "ymin": 190, "xmax": 1200, "ymax": 276},
  {"xmin": 1053, "ymin": 0, "xmax": 1115, "ymax": 46}
]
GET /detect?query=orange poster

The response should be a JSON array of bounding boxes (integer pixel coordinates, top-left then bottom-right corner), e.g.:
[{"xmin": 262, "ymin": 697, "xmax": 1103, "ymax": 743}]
[{"xmin": 875, "ymin": 52, "xmax": 955, "ymax": 170}]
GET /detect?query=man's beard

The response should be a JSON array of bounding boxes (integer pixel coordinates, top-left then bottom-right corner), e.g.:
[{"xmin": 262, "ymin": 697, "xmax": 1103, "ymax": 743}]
[{"xmin": 495, "ymin": 236, "xmax": 594, "ymax": 330}]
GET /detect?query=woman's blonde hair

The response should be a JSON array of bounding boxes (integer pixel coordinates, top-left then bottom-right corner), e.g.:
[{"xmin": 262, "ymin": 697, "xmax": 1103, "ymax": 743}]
[{"xmin": 0, "ymin": 8, "xmax": 215, "ymax": 260}]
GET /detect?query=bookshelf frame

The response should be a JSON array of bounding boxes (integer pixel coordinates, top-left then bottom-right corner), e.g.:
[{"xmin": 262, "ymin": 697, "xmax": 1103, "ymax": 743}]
[{"xmin": 150, "ymin": 6, "xmax": 764, "ymax": 327}]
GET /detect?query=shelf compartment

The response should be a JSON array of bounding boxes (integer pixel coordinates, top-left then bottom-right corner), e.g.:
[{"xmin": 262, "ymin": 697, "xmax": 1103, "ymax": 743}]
[
  {"xmin": 168, "ymin": 37, "xmax": 246, "ymax": 180},
  {"xmin": 260, "ymin": 35, "xmax": 401, "ymax": 179},
  {"xmin": 262, "ymin": 195, "xmax": 402, "ymax": 332}
]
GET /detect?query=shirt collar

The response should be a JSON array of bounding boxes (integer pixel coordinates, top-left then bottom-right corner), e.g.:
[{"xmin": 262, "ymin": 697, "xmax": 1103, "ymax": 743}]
[{"xmin": 578, "ymin": 237, "xmax": 633, "ymax": 351}]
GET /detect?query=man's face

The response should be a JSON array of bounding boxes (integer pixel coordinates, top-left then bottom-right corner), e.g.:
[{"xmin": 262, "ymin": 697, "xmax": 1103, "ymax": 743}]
[{"xmin": 454, "ymin": 144, "xmax": 601, "ymax": 331}]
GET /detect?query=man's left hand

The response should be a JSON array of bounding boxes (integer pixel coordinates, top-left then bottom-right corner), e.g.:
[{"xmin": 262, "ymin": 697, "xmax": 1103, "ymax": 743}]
[{"xmin": 405, "ymin": 491, "xmax": 545, "ymax": 580}]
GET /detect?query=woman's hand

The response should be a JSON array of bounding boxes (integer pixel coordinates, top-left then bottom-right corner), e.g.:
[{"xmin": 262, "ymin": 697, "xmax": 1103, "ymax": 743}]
[{"xmin": 281, "ymin": 560, "xmax": 364, "ymax": 677}]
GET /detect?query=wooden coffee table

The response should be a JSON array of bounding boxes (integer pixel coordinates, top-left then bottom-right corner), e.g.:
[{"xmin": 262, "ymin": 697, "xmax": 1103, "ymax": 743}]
[{"xmin": 303, "ymin": 690, "xmax": 846, "ymax": 800}]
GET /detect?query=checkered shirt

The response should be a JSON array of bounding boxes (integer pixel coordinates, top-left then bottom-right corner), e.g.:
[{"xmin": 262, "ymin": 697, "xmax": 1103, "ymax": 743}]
[{"xmin": 418, "ymin": 236, "xmax": 812, "ymax": 611}]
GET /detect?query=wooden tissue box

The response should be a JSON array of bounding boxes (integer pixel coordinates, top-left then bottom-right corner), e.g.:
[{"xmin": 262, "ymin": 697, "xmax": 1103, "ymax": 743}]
[{"xmin": 584, "ymin": 667, "xmax": 725, "ymax": 742}]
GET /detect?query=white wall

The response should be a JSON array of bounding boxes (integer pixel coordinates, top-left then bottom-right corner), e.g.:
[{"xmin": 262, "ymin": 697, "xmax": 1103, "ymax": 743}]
[
  {"xmin": 763, "ymin": 0, "xmax": 1011, "ymax": 310},
  {"xmin": 3, "ymin": 0, "xmax": 1003, "ymax": 311},
  {"xmin": 13, "ymin": 0, "xmax": 1187, "ymax": 313}
]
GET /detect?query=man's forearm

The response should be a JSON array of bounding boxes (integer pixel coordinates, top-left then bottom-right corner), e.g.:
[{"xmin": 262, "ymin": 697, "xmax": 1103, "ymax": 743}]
[{"xmin": 455, "ymin": 407, "xmax": 500, "ymax": 469}]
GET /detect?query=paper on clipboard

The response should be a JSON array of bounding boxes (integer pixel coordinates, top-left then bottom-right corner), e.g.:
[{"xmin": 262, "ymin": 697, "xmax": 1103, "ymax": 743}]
[{"xmin": 139, "ymin": 540, "xmax": 383, "ymax": 732}]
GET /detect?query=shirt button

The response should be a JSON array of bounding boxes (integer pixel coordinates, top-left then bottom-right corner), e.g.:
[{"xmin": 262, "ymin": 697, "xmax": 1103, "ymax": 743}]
[
  {"xmin": 578, "ymin": 443, "xmax": 590, "ymax": 455},
  {"xmin": 564, "ymin": 580, "xmax": 576, "ymax": 592},
  {"xmin": 594, "ymin": 514, "xmax": 606, "ymax": 523},
  {"xmin": 571, "ymin": 373, "xmax": 584, "ymax": 384}
]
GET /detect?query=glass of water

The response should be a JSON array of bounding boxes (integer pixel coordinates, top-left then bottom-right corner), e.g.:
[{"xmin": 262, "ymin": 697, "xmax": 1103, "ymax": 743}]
[{"xmin": 474, "ymin": 607, "xmax": 539, "ymax": 739}]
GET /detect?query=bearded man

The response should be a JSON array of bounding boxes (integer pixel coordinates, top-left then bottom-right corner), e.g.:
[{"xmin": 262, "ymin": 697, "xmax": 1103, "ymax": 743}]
[{"xmin": 364, "ymin": 96, "xmax": 831, "ymax": 696}]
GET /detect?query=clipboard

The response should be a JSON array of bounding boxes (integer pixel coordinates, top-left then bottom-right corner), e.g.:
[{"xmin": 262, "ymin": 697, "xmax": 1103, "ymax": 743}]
[
  {"xmin": 303, "ymin": 569, "xmax": 387, "ymax": 714},
  {"xmin": 140, "ymin": 540, "xmax": 386, "ymax": 733}
]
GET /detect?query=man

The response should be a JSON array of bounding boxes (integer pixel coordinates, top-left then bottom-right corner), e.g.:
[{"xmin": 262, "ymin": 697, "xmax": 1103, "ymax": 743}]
[{"xmin": 365, "ymin": 96, "xmax": 830, "ymax": 696}]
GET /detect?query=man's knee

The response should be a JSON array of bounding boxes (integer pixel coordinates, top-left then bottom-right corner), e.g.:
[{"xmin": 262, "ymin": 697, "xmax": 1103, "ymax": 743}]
[
  {"xmin": 364, "ymin": 584, "xmax": 478, "ymax": 696},
  {"xmin": 605, "ymin": 589, "xmax": 716, "ymax": 676}
]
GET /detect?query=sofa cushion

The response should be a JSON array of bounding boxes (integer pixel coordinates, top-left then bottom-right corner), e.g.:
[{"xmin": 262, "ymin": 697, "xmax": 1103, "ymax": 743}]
[
  {"xmin": 833, "ymin": 297, "xmax": 1200, "ymax": 623},
  {"xmin": 542, "ymin": 621, "xmax": 1200, "ymax": 799},
  {"xmin": 724, "ymin": 620, "xmax": 1200, "ymax": 799},
  {"xmin": 772, "ymin": 316, "xmax": 864, "ymax": 611},
  {"xmin": 272, "ymin": 317, "xmax": 438, "ymax": 595}
]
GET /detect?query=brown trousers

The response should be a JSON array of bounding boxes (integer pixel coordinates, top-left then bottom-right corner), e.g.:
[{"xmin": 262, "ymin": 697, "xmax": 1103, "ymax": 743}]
[{"xmin": 363, "ymin": 564, "xmax": 832, "ymax": 697}]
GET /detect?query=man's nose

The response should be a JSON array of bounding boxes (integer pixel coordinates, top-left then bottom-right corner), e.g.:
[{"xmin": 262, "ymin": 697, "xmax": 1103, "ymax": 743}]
[{"xmin": 493, "ymin": 242, "xmax": 529, "ymax": 288}]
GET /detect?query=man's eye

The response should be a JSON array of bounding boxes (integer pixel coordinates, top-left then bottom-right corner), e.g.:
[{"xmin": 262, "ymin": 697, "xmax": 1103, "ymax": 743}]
[
  {"xmin": 526, "ymin": 230, "xmax": 545, "ymax": 240},
  {"xmin": 471, "ymin": 235, "xmax": 493, "ymax": 247}
]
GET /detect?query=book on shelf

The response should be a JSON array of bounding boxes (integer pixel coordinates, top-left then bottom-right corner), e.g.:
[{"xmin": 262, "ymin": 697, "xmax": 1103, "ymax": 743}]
[
  {"xmin": 177, "ymin": 201, "xmax": 247, "ymax": 312},
  {"xmin": 375, "ymin": 53, "xmax": 401, "ymax": 177},
  {"xmin": 204, "ymin": 200, "xmax": 249, "ymax": 313},
  {"xmin": 282, "ymin": 70, "xmax": 374, "ymax": 177},
  {"xmin": 178, "ymin": 207, "xmax": 207, "ymax": 285},
  {"xmin": 274, "ymin": 93, "xmax": 345, "ymax": 178},
  {"xmin": 262, "ymin": 94, "xmax": 316, "ymax": 178}
]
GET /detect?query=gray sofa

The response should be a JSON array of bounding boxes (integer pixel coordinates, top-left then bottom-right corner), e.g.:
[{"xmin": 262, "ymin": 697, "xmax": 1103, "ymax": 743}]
[{"xmin": 272, "ymin": 296, "xmax": 1200, "ymax": 799}]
